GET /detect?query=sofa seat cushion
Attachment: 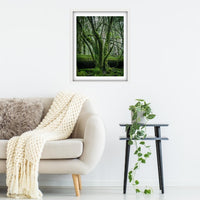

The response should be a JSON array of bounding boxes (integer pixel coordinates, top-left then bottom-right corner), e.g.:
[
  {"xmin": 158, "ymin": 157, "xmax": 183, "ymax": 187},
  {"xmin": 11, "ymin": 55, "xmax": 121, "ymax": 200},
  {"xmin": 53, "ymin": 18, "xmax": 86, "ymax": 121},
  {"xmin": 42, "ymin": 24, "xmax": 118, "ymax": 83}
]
[{"xmin": 0, "ymin": 139, "xmax": 83, "ymax": 159}]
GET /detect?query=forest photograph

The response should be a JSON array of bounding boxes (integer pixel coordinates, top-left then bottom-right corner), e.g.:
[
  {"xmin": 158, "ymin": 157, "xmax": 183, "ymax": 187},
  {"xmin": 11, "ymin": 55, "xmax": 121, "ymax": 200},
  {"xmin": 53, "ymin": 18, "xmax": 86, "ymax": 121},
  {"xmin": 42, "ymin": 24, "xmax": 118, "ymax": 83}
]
[{"xmin": 75, "ymin": 13, "xmax": 126, "ymax": 79}]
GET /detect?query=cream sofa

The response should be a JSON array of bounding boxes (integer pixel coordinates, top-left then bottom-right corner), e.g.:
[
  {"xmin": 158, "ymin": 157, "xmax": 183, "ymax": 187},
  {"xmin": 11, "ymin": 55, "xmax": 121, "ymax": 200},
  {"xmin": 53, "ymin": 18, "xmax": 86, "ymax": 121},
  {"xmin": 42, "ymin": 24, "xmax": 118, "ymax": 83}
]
[{"xmin": 0, "ymin": 98, "xmax": 105, "ymax": 196}]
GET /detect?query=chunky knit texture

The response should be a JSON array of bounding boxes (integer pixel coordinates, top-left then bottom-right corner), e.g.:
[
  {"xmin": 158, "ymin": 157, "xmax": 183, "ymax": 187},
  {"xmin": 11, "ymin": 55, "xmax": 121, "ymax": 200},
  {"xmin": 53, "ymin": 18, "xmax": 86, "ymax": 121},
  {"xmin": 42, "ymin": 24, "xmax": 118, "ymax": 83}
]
[{"xmin": 6, "ymin": 92, "xmax": 86, "ymax": 199}]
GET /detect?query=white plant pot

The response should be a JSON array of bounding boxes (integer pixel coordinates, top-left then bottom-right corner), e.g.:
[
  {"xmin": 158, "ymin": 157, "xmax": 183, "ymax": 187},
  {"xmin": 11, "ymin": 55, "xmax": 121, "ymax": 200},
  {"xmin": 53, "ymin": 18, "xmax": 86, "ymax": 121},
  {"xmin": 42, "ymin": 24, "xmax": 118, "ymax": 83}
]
[{"xmin": 131, "ymin": 111, "xmax": 147, "ymax": 124}]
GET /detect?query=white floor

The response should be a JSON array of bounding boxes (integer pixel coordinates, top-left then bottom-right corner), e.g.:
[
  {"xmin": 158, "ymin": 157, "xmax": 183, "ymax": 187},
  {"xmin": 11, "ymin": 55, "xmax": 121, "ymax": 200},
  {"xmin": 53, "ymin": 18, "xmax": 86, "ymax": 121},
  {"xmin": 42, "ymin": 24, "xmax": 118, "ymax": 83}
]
[{"xmin": 0, "ymin": 186, "xmax": 200, "ymax": 200}]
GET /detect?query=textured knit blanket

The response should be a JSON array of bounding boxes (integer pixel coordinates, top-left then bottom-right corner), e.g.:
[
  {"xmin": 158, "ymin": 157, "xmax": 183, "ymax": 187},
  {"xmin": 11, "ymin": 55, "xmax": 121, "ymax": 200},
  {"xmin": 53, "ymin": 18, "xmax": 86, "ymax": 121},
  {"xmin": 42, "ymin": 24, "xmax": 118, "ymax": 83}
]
[{"xmin": 6, "ymin": 92, "xmax": 86, "ymax": 199}]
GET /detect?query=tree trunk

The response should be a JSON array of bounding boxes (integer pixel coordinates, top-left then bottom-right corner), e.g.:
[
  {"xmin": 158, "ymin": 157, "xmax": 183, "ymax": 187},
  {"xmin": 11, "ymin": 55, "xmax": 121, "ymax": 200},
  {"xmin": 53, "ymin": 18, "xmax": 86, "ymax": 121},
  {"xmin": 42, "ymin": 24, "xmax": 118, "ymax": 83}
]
[{"xmin": 88, "ymin": 17, "xmax": 105, "ymax": 72}]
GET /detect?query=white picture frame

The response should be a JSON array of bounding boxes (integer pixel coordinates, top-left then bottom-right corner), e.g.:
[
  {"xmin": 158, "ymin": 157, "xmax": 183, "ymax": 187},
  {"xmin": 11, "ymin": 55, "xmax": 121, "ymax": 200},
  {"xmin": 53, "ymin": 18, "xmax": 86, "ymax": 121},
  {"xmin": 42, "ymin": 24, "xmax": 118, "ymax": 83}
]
[{"xmin": 73, "ymin": 10, "xmax": 128, "ymax": 81}]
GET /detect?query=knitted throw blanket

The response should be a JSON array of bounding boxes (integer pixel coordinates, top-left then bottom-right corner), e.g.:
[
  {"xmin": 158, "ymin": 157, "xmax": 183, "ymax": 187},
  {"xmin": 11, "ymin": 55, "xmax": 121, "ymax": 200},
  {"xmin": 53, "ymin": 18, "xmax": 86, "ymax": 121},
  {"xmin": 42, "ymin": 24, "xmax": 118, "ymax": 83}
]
[{"xmin": 6, "ymin": 92, "xmax": 86, "ymax": 199}]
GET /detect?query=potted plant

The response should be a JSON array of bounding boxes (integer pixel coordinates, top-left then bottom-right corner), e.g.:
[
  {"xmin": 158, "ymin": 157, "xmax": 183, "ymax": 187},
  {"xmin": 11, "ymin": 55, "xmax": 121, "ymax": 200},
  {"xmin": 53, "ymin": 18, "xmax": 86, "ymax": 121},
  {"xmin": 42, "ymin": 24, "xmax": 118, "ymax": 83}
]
[{"xmin": 127, "ymin": 99, "xmax": 156, "ymax": 194}]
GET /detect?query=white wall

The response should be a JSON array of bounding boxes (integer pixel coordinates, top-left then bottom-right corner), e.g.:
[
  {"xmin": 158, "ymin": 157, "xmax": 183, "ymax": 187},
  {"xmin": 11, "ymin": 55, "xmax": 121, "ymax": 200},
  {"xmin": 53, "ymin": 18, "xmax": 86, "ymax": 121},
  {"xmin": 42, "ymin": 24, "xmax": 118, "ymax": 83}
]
[{"xmin": 0, "ymin": 0, "xmax": 200, "ymax": 187}]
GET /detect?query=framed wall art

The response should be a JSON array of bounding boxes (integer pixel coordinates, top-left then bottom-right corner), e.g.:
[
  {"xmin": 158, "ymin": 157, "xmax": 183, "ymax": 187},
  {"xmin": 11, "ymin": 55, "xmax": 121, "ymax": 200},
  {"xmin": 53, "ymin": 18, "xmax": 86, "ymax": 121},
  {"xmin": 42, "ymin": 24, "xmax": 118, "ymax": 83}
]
[{"xmin": 73, "ymin": 11, "xmax": 128, "ymax": 81}]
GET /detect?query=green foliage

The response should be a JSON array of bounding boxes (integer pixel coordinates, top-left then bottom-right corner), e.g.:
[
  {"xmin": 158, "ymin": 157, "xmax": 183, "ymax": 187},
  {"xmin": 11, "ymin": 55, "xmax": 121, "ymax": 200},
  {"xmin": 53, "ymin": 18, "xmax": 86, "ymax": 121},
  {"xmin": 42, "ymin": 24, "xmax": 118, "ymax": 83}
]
[
  {"xmin": 128, "ymin": 171, "xmax": 133, "ymax": 182},
  {"xmin": 77, "ymin": 16, "xmax": 124, "ymax": 74},
  {"xmin": 140, "ymin": 141, "xmax": 145, "ymax": 145},
  {"xmin": 128, "ymin": 140, "xmax": 133, "ymax": 145},
  {"xmin": 136, "ymin": 189, "xmax": 141, "ymax": 193},
  {"xmin": 144, "ymin": 189, "xmax": 152, "ymax": 194},
  {"xmin": 135, "ymin": 180, "xmax": 139, "ymax": 185},
  {"xmin": 77, "ymin": 70, "xmax": 87, "ymax": 76},
  {"xmin": 128, "ymin": 99, "xmax": 156, "ymax": 194},
  {"xmin": 77, "ymin": 54, "xmax": 93, "ymax": 61},
  {"xmin": 77, "ymin": 66, "xmax": 124, "ymax": 76},
  {"xmin": 77, "ymin": 54, "xmax": 124, "ymax": 76}
]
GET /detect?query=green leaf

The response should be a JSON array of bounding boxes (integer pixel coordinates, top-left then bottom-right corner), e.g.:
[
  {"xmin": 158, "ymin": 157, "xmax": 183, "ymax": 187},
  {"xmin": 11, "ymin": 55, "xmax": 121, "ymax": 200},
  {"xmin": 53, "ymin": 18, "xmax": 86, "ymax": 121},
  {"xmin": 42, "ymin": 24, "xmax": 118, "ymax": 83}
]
[
  {"xmin": 135, "ymin": 180, "xmax": 139, "ymax": 185},
  {"xmin": 134, "ymin": 150, "xmax": 138, "ymax": 154},
  {"xmin": 128, "ymin": 140, "xmax": 133, "ymax": 145},
  {"xmin": 138, "ymin": 153, "xmax": 142, "ymax": 157},
  {"xmin": 130, "ymin": 125, "xmax": 136, "ymax": 134},
  {"xmin": 132, "ymin": 122, "xmax": 140, "ymax": 130},
  {"xmin": 140, "ymin": 141, "xmax": 145, "ymax": 145},
  {"xmin": 129, "ymin": 105, "xmax": 135, "ymax": 111},
  {"xmin": 136, "ymin": 189, "xmax": 140, "ymax": 193},
  {"xmin": 141, "ymin": 159, "xmax": 146, "ymax": 163},
  {"xmin": 137, "ymin": 130, "xmax": 145, "ymax": 136},
  {"xmin": 134, "ymin": 135, "xmax": 140, "ymax": 140},
  {"xmin": 135, "ymin": 102, "xmax": 141, "ymax": 107},
  {"xmin": 145, "ymin": 107, "xmax": 151, "ymax": 115},
  {"xmin": 128, "ymin": 171, "xmax": 132, "ymax": 182},
  {"xmin": 132, "ymin": 112, "xmax": 137, "ymax": 120},
  {"xmin": 144, "ymin": 154, "xmax": 149, "ymax": 158},
  {"xmin": 134, "ymin": 165, "xmax": 138, "ymax": 170},
  {"xmin": 144, "ymin": 189, "xmax": 151, "ymax": 194},
  {"xmin": 146, "ymin": 114, "xmax": 156, "ymax": 119},
  {"xmin": 136, "ymin": 99, "xmax": 144, "ymax": 102}
]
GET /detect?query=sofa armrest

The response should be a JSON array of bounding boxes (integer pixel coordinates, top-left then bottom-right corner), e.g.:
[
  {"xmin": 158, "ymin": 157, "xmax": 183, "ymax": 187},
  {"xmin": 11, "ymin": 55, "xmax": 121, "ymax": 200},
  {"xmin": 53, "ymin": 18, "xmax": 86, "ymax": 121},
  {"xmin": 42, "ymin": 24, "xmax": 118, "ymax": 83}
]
[{"xmin": 79, "ymin": 114, "xmax": 105, "ymax": 173}]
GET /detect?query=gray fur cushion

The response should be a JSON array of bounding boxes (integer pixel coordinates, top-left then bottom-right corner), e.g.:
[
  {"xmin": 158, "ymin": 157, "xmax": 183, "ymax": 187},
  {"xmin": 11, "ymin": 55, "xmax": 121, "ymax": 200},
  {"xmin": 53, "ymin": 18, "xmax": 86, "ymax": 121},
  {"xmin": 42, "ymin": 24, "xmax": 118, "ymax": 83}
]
[{"xmin": 0, "ymin": 99, "xmax": 44, "ymax": 139}]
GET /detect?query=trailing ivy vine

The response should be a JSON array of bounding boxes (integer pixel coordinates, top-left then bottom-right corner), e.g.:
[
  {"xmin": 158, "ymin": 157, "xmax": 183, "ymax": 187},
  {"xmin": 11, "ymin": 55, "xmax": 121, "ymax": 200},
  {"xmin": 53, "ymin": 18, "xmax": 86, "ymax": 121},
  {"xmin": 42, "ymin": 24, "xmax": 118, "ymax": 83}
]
[{"xmin": 127, "ymin": 99, "xmax": 156, "ymax": 194}]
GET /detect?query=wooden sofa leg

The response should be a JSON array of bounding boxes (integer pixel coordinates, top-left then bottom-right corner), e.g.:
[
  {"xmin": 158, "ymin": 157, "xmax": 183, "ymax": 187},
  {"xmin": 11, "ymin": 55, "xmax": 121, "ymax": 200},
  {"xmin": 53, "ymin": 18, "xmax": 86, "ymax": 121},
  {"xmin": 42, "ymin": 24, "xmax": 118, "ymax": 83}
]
[
  {"xmin": 72, "ymin": 174, "xmax": 80, "ymax": 196},
  {"xmin": 78, "ymin": 174, "xmax": 82, "ymax": 190}
]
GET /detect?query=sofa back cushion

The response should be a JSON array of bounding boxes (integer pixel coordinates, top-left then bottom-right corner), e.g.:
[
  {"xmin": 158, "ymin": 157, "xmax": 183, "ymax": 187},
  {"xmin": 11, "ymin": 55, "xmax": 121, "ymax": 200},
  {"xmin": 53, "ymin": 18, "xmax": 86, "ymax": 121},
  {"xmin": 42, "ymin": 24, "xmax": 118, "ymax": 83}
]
[
  {"xmin": 0, "ymin": 99, "xmax": 44, "ymax": 139},
  {"xmin": 71, "ymin": 99, "xmax": 96, "ymax": 139},
  {"xmin": 28, "ymin": 98, "xmax": 95, "ymax": 139},
  {"xmin": 0, "ymin": 97, "xmax": 95, "ymax": 140}
]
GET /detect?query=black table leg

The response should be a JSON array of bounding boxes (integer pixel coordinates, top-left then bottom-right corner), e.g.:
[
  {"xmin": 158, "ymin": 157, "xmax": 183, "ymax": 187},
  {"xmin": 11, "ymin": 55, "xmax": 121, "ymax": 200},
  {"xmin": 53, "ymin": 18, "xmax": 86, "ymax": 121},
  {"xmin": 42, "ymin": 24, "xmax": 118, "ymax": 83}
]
[
  {"xmin": 123, "ymin": 128, "xmax": 130, "ymax": 194},
  {"xmin": 154, "ymin": 126, "xmax": 164, "ymax": 194}
]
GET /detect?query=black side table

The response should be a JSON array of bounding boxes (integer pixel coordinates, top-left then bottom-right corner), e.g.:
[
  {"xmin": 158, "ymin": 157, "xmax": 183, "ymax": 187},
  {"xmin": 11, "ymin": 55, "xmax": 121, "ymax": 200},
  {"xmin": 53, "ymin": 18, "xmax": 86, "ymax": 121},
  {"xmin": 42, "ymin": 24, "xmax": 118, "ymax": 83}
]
[{"xmin": 120, "ymin": 123, "xmax": 169, "ymax": 194}]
